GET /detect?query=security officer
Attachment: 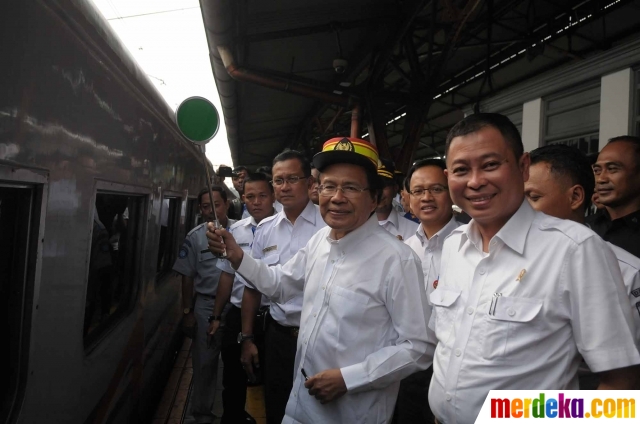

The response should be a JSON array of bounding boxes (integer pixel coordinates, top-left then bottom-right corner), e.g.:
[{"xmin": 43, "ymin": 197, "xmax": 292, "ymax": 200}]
[
  {"xmin": 376, "ymin": 158, "xmax": 419, "ymax": 241},
  {"xmin": 172, "ymin": 186, "xmax": 235, "ymax": 424}
]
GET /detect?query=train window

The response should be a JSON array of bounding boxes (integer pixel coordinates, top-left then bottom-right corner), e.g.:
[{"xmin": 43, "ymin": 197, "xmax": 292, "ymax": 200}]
[
  {"xmin": 185, "ymin": 197, "xmax": 200, "ymax": 232},
  {"xmin": 84, "ymin": 192, "xmax": 145, "ymax": 347},
  {"xmin": 1, "ymin": 183, "xmax": 42, "ymax": 422},
  {"xmin": 156, "ymin": 196, "xmax": 180, "ymax": 277}
]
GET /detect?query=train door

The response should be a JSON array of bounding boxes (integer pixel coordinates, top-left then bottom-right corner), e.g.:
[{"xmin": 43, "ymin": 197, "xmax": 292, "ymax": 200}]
[{"xmin": 0, "ymin": 169, "xmax": 46, "ymax": 424}]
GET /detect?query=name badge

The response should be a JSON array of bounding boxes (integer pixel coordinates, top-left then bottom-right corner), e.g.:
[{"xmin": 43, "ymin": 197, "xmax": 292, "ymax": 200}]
[
  {"xmin": 238, "ymin": 243, "xmax": 250, "ymax": 247},
  {"xmin": 263, "ymin": 245, "xmax": 277, "ymax": 253}
]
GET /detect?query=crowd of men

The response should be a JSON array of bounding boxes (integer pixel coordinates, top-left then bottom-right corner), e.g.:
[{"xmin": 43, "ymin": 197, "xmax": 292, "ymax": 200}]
[{"xmin": 173, "ymin": 113, "xmax": 640, "ymax": 424}]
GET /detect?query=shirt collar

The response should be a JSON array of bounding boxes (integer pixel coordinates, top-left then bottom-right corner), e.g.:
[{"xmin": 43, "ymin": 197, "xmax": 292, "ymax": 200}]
[
  {"xmin": 326, "ymin": 214, "xmax": 379, "ymax": 252},
  {"xmin": 273, "ymin": 200, "xmax": 317, "ymax": 227},
  {"xmin": 416, "ymin": 216, "xmax": 460, "ymax": 248},
  {"xmin": 380, "ymin": 208, "xmax": 400, "ymax": 229},
  {"xmin": 459, "ymin": 200, "xmax": 534, "ymax": 254}
]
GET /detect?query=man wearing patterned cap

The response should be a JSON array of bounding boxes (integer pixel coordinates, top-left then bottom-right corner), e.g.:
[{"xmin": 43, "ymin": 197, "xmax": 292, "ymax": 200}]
[
  {"xmin": 377, "ymin": 158, "xmax": 419, "ymax": 241},
  {"xmin": 207, "ymin": 137, "xmax": 435, "ymax": 423}
]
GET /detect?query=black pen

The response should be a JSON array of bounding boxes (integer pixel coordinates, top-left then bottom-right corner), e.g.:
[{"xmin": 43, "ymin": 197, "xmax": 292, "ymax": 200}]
[{"xmin": 301, "ymin": 368, "xmax": 309, "ymax": 381}]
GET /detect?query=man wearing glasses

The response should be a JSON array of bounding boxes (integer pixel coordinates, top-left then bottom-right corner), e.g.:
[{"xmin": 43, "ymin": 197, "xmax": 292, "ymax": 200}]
[
  {"xmin": 393, "ymin": 158, "xmax": 462, "ymax": 424},
  {"xmin": 238, "ymin": 150, "xmax": 325, "ymax": 424},
  {"xmin": 207, "ymin": 137, "xmax": 434, "ymax": 423},
  {"xmin": 376, "ymin": 158, "xmax": 419, "ymax": 241}
]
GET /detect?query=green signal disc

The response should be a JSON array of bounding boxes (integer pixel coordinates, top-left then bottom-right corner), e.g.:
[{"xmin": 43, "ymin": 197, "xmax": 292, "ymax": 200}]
[{"xmin": 176, "ymin": 96, "xmax": 220, "ymax": 144}]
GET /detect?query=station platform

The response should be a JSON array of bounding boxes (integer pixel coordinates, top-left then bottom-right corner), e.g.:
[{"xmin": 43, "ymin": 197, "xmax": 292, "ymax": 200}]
[{"xmin": 153, "ymin": 338, "xmax": 266, "ymax": 424}]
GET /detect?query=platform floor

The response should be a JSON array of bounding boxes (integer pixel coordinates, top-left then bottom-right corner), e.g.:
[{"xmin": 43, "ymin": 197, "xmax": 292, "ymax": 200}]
[{"xmin": 152, "ymin": 338, "xmax": 267, "ymax": 424}]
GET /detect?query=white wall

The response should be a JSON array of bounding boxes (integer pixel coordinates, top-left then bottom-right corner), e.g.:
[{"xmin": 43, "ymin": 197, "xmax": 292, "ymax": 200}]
[
  {"xmin": 521, "ymin": 98, "xmax": 543, "ymax": 152},
  {"xmin": 599, "ymin": 68, "xmax": 633, "ymax": 149}
]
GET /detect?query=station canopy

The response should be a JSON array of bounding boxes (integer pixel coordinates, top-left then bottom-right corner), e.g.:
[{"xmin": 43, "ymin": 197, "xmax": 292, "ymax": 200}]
[{"xmin": 200, "ymin": 0, "xmax": 640, "ymax": 170}]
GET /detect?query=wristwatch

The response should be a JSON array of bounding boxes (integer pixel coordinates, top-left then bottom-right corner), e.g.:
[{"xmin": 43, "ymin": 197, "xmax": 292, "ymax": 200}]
[
  {"xmin": 183, "ymin": 307, "xmax": 192, "ymax": 315},
  {"xmin": 208, "ymin": 315, "xmax": 222, "ymax": 323},
  {"xmin": 237, "ymin": 332, "xmax": 254, "ymax": 344}
]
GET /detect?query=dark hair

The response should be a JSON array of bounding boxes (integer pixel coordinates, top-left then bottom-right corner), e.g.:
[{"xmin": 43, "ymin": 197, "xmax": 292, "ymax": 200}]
[
  {"xmin": 529, "ymin": 144, "xmax": 594, "ymax": 211},
  {"xmin": 607, "ymin": 136, "xmax": 640, "ymax": 170},
  {"xmin": 233, "ymin": 165, "xmax": 249, "ymax": 174},
  {"xmin": 404, "ymin": 158, "xmax": 447, "ymax": 192},
  {"xmin": 242, "ymin": 172, "xmax": 274, "ymax": 193},
  {"xmin": 198, "ymin": 186, "xmax": 227, "ymax": 204},
  {"xmin": 445, "ymin": 113, "xmax": 523, "ymax": 159},
  {"xmin": 272, "ymin": 149, "xmax": 312, "ymax": 177}
]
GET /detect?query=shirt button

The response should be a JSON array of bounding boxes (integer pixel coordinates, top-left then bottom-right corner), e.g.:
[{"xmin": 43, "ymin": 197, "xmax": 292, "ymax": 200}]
[
  {"xmin": 331, "ymin": 260, "xmax": 335, "ymax": 263},
  {"xmin": 507, "ymin": 308, "xmax": 516, "ymax": 317},
  {"xmin": 479, "ymin": 269, "xmax": 486, "ymax": 275},
  {"xmin": 455, "ymin": 348, "xmax": 462, "ymax": 357},
  {"xmin": 304, "ymin": 339, "xmax": 308, "ymax": 344},
  {"xmin": 322, "ymin": 286, "xmax": 325, "ymax": 290},
  {"xmin": 466, "ymin": 307, "xmax": 474, "ymax": 315},
  {"xmin": 446, "ymin": 394, "xmax": 452, "ymax": 402},
  {"xmin": 427, "ymin": 248, "xmax": 432, "ymax": 253},
  {"xmin": 313, "ymin": 313, "xmax": 317, "ymax": 317}
]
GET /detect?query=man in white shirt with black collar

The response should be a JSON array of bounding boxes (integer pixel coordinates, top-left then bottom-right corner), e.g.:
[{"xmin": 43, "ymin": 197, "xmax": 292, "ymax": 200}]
[
  {"xmin": 208, "ymin": 172, "xmax": 275, "ymax": 424},
  {"xmin": 239, "ymin": 150, "xmax": 325, "ymax": 424},
  {"xmin": 377, "ymin": 158, "xmax": 418, "ymax": 241},
  {"xmin": 394, "ymin": 158, "xmax": 462, "ymax": 424},
  {"xmin": 430, "ymin": 113, "xmax": 640, "ymax": 424},
  {"xmin": 207, "ymin": 136, "xmax": 434, "ymax": 424}
]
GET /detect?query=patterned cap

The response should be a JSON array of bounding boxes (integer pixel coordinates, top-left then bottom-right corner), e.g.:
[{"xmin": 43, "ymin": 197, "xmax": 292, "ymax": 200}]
[
  {"xmin": 377, "ymin": 158, "xmax": 395, "ymax": 180},
  {"xmin": 312, "ymin": 137, "xmax": 379, "ymax": 173}
]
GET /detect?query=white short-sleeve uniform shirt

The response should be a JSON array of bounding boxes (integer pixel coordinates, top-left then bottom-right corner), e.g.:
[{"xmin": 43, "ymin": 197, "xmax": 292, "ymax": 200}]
[
  {"xmin": 429, "ymin": 201, "xmax": 640, "ymax": 424},
  {"xmin": 378, "ymin": 208, "xmax": 419, "ymax": 241},
  {"xmin": 249, "ymin": 201, "xmax": 325, "ymax": 326}
]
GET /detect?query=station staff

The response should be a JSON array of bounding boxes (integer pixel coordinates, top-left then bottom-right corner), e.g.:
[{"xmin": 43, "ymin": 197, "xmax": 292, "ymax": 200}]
[
  {"xmin": 239, "ymin": 150, "xmax": 325, "ymax": 424},
  {"xmin": 394, "ymin": 159, "xmax": 462, "ymax": 424},
  {"xmin": 172, "ymin": 186, "xmax": 235, "ymax": 424},
  {"xmin": 208, "ymin": 137, "xmax": 435, "ymax": 424},
  {"xmin": 525, "ymin": 144, "xmax": 640, "ymax": 351},
  {"xmin": 208, "ymin": 173, "xmax": 275, "ymax": 424},
  {"xmin": 376, "ymin": 158, "xmax": 419, "ymax": 241},
  {"xmin": 430, "ymin": 114, "xmax": 640, "ymax": 423}
]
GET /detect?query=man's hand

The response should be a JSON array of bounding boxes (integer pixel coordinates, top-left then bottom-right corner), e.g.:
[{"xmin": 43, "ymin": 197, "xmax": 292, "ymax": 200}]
[
  {"xmin": 206, "ymin": 224, "xmax": 243, "ymax": 268},
  {"xmin": 207, "ymin": 320, "xmax": 221, "ymax": 338},
  {"xmin": 240, "ymin": 340, "xmax": 260, "ymax": 382},
  {"xmin": 304, "ymin": 369, "xmax": 348, "ymax": 404},
  {"xmin": 181, "ymin": 312, "xmax": 196, "ymax": 339}
]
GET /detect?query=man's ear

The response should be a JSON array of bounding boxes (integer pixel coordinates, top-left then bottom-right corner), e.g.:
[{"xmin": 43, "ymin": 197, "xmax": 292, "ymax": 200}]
[
  {"xmin": 569, "ymin": 184, "xmax": 585, "ymax": 212},
  {"xmin": 519, "ymin": 152, "xmax": 531, "ymax": 183}
]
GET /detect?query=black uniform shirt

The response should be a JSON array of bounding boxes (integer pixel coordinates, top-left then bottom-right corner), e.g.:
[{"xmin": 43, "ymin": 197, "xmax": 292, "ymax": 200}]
[{"xmin": 586, "ymin": 208, "xmax": 640, "ymax": 258}]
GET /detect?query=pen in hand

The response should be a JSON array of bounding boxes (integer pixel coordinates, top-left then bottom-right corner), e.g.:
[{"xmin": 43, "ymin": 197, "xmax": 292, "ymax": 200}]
[{"xmin": 301, "ymin": 368, "xmax": 309, "ymax": 381}]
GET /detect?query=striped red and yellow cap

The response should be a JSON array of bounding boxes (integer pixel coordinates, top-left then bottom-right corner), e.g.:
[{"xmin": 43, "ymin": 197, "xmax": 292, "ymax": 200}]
[{"xmin": 312, "ymin": 137, "xmax": 379, "ymax": 173}]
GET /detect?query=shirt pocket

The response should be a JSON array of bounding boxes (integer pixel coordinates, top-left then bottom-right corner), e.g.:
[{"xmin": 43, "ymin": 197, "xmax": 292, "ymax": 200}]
[
  {"xmin": 198, "ymin": 249, "xmax": 216, "ymax": 263},
  {"xmin": 327, "ymin": 285, "xmax": 370, "ymax": 352},
  {"xmin": 482, "ymin": 296, "xmax": 543, "ymax": 361},
  {"xmin": 429, "ymin": 287, "xmax": 461, "ymax": 344},
  {"xmin": 262, "ymin": 253, "xmax": 279, "ymax": 266}
]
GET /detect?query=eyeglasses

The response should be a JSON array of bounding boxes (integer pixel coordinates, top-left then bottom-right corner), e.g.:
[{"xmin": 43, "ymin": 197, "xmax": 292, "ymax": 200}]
[
  {"xmin": 408, "ymin": 185, "xmax": 448, "ymax": 197},
  {"xmin": 318, "ymin": 184, "xmax": 370, "ymax": 198},
  {"xmin": 270, "ymin": 176, "xmax": 308, "ymax": 186}
]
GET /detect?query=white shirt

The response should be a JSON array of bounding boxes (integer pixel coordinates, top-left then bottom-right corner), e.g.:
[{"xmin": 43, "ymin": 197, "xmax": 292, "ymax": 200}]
[
  {"xmin": 405, "ymin": 216, "xmax": 462, "ymax": 295},
  {"xmin": 430, "ymin": 201, "xmax": 640, "ymax": 424},
  {"xmin": 378, "ymin": 208, "xmax": 419, "ymax": 241},
  {"xmin": 608, "ymin": 242, "xmax": 640, "ymax": 347},
  {"xmin": 236, "ymin": 215, "xmax": 435, "ymax": 423},
  {"xmin": 249, "ymin": 201, "xmax": 325, "ymax": 326},
  {"xmin": 216, "ymin": 216, "xmax": 268, "ymax": 308}
]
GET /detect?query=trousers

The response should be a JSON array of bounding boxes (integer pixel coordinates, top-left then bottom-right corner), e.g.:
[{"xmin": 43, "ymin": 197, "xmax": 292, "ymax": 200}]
[{"xmin": 264, "ymin": 315, "xmax": 297, "ymax": 424}]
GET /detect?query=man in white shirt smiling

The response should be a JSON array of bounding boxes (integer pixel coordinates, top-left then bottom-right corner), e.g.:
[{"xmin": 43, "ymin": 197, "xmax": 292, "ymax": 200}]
[
  {"xmin": 207, "ymin": 137, "xmax": 434, "ymax": 424},
  {"xmin": 430, "ymin": 113, "xmax": 640, "ymax": 424},
  {"xmin": 395, "ymin": 158, "xmax": 462, "ymax": 424}
]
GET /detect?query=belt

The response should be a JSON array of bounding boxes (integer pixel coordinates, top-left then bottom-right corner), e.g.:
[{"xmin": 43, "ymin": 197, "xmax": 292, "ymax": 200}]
[{"xmin": 267, "ymin": 312, "xmax": 299, "ymax": 338}]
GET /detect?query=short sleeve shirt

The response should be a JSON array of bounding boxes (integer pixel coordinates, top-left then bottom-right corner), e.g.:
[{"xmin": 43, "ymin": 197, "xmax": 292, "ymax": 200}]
[
  {"xmin": 249, "ymin": 201, "xmax": 325, "ymax": 326},
  {"xmin": 172, "ymin": 220, "xmax": 235, "ymax": 296},
  {"xmin": 587, "ymin": 208, "xmax": 640, "ymax": 257}
]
